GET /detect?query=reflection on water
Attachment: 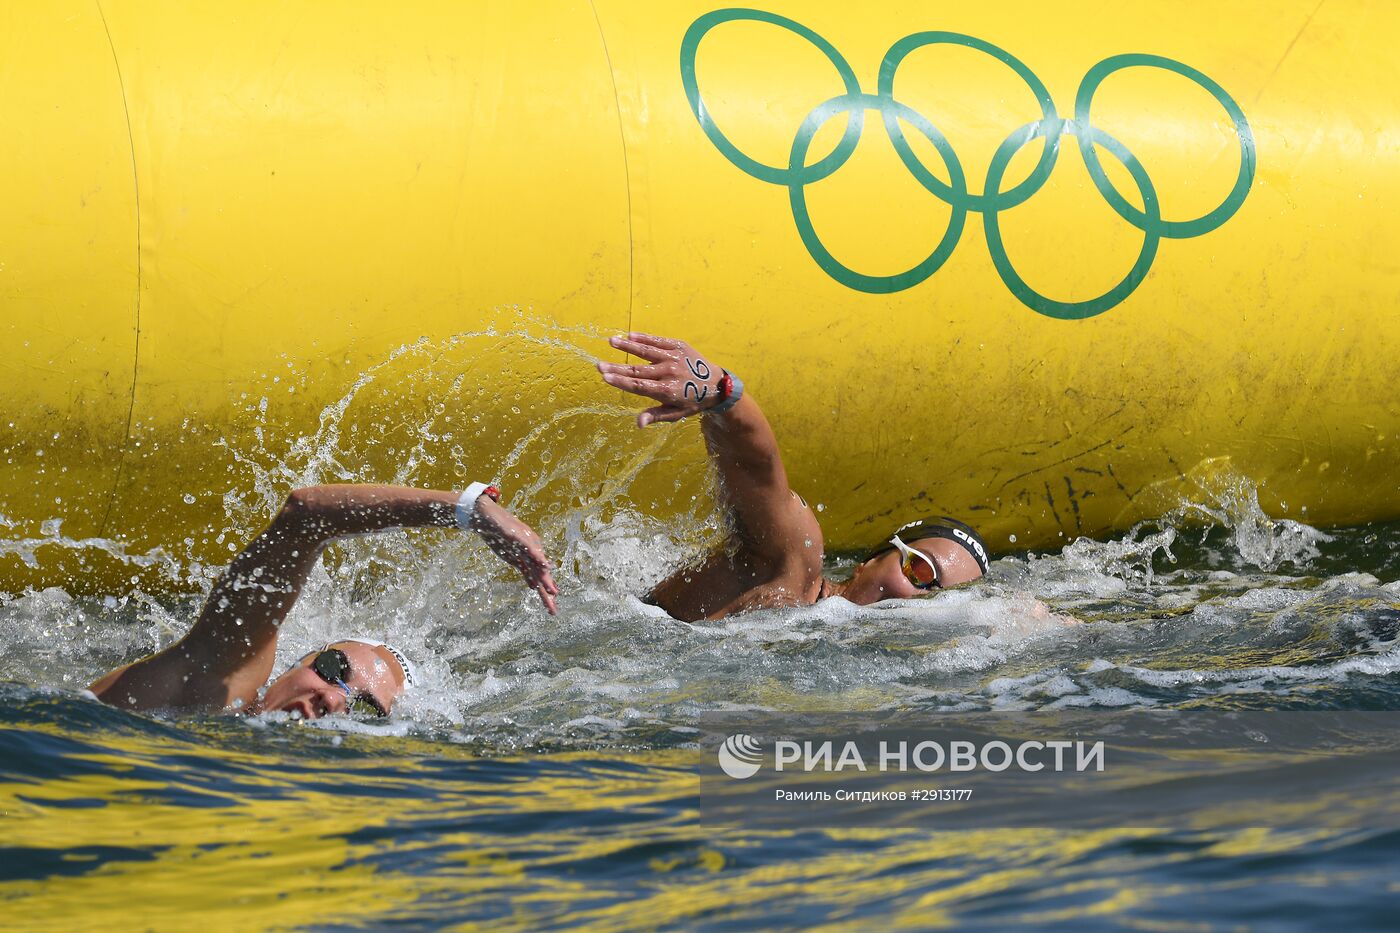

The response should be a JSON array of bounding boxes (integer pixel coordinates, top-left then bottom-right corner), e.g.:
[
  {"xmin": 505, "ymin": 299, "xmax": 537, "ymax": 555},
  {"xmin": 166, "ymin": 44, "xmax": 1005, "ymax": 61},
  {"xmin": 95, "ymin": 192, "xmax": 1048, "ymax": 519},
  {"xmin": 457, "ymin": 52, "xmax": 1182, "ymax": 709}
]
[
  {"xmin": 4, "ymin": 689, "xmax": 1399, "ymax": 930},
  {"xmin": 4, "ymin": 325, "xmax": 1400, "ymax": 927}
]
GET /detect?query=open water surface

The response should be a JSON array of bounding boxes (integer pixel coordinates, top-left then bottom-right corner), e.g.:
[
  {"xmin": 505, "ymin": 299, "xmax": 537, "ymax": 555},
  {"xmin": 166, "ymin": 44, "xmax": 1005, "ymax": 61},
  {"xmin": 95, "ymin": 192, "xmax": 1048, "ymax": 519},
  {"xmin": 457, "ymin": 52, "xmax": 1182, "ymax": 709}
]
[{"xmin": 4, "ymin": 327, "xmax": 1400, "ymax": 930}]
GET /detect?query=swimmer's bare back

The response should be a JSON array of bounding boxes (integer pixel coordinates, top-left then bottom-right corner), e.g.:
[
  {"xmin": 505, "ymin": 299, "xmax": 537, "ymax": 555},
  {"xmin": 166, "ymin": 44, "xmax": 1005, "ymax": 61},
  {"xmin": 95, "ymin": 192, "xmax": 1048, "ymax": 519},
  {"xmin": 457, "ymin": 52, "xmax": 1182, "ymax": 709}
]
[
  {"xmin": 598, "ymin": 333, "xmax": 824, "ymax": 621},
  {"xmin": 89, "ymin": 485, "xmax": 557, "ymax": 713}
]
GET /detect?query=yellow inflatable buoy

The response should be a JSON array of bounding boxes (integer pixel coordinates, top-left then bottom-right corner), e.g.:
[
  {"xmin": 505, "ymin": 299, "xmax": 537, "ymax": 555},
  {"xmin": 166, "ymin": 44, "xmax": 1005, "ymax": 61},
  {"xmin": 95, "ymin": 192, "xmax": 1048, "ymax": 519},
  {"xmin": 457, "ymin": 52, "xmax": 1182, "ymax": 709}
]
[{"xmin": 1, "ymin": 1, "xmax": 1397, "ymax": 593}]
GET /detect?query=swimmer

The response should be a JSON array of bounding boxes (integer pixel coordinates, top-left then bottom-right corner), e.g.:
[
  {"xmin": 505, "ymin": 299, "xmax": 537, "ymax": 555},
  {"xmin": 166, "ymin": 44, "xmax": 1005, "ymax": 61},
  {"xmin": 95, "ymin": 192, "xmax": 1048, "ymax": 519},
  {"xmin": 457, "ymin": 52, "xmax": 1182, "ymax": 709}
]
[
  {"xmin": 88, "ymin": 483, "xmax": 557, "ymax": 718},
  {"xmin": 597, "ymin": 333, "xmax": 990, "ymax": 621}
]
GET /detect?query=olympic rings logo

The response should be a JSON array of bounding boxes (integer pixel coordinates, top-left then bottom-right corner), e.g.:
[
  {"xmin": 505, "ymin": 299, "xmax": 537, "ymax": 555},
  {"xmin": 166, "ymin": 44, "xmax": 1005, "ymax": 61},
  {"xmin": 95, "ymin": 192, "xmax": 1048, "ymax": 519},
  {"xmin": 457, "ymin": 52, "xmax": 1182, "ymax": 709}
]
[{"xmin": 680, "ymin": 9, "xmax": 1256, "ymax": 320}]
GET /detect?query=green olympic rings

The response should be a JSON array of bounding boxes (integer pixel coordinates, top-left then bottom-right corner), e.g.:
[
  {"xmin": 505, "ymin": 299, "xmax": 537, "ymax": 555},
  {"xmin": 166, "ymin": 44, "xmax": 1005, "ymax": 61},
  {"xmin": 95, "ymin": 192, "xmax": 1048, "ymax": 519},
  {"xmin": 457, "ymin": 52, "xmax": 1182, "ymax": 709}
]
[
  {"xmin": 984, "ymin": 119, "xmax": 1161, "ymax": 320},
  {"xmin": 679, "ymin": 8, "xmax": 1256, "ymax": 319},
  {"xmin": 680, "ymin": 8, "xmax": 863, "ymax": 186},
  {"xmin": 878, "ymin": 32, "xmax": 1058, "ymax": 213},
  {"xmin": 1075, "ymin": 54, "xmax": 1256, "ymax": 239},
  {"xmin": 788, "ymin": 93, "xmax": 968, "ymax": 294}
]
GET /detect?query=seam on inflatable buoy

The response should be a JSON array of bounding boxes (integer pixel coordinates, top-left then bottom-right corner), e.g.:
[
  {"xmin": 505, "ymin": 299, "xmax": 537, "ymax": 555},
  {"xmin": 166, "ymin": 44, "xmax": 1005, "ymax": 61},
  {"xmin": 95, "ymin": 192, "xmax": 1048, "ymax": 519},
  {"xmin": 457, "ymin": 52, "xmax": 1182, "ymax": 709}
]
[
  {"xmin": 586, "ymin": 0, "xmax": 634, "ymax": 337},
  {"xmin": 94, "ymin": 0, "xmax": 142, "ymax": 538}
]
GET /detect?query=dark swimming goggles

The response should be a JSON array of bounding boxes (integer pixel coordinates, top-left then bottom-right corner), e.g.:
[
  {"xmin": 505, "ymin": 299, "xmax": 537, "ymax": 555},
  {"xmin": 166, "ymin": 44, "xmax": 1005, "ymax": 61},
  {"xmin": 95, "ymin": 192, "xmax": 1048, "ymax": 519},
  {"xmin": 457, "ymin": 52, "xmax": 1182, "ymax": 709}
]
[{"xmin": 310, "ymin": 648, "xmax": 388, "ymax": 717}]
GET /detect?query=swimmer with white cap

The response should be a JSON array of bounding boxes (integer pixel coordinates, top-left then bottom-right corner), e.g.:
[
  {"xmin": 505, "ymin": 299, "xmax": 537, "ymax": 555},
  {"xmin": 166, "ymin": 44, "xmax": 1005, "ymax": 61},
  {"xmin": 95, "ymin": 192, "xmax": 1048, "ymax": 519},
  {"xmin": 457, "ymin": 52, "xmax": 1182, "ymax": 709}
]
[
  {"xmin": 89, "ymin": 484, "xmax": 557, "ymax": 719},
  {"xmin": 597, "ymin": 333, "xmax": 990, "ymax": 621}
]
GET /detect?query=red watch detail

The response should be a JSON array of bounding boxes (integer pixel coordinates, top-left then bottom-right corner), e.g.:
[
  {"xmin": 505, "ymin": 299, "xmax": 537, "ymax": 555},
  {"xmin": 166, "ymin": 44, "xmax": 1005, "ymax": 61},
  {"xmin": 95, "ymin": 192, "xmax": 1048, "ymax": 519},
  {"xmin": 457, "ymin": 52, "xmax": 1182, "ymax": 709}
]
[
  {"xmin": 716, "ymin": 372, "xmax": 735, "ymax": 404},
  {"xmin": 484, "ymin": 485, "xmax": 501, "ymax": 502}
]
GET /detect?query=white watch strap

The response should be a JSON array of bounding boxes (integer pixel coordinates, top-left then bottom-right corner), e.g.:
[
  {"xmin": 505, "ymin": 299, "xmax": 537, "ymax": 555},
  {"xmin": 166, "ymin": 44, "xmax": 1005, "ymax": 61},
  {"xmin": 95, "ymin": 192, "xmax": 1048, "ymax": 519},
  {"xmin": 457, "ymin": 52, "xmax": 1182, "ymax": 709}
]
[{"xmin": 455, "ymin": 482, "xmax": 493, "ymax": 529}]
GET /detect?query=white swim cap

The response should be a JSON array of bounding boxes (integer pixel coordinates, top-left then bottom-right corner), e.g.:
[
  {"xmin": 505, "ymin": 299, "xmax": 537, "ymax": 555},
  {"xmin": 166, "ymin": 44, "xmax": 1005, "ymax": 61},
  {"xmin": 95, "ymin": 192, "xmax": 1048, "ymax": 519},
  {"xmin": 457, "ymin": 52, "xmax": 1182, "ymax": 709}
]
[{"xmin": 340, "ymin": 638, "xmax": 418, "ymax": 688}]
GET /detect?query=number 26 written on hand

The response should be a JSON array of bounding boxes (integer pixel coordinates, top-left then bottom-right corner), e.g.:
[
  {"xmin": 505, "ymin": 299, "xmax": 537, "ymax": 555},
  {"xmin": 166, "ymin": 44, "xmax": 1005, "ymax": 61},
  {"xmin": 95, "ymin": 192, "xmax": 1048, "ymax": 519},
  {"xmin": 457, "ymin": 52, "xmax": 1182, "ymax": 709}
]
[{"xmin": 684, "ymin": 357, "xmax": 711, "ymax": 403}]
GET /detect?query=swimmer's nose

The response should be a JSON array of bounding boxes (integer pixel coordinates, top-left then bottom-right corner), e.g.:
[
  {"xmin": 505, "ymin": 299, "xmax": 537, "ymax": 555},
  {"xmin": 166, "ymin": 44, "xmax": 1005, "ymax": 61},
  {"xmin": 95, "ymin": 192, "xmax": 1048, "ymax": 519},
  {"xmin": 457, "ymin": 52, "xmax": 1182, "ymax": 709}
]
[{"xmin": 316, "ymin": 683, "xmax": 349, "ymax": 717}]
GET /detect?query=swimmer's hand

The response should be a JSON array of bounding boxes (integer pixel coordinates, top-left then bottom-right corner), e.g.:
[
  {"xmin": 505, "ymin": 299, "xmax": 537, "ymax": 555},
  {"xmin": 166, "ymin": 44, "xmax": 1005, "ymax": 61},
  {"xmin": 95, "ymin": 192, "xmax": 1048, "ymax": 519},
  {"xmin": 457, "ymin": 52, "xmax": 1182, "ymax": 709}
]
[
  {"xmin": 597, "ymin": 333, "xmax": 726, "ymax": 427},
  {"xmin": 471, "ymin": 498, "xmax": 559, "ymax": 614},
  {"xmin": 1031, "ymin": 599, "xmax": 1081, "ymax": 626}
]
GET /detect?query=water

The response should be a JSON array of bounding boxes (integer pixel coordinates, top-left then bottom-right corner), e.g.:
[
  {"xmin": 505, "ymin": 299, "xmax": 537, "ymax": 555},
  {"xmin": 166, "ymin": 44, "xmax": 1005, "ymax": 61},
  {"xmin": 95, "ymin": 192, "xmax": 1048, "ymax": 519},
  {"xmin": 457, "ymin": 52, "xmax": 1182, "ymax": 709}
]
[{"xmin": 5, "ymin": 327, "xmax": 1400, "ymax": 929}]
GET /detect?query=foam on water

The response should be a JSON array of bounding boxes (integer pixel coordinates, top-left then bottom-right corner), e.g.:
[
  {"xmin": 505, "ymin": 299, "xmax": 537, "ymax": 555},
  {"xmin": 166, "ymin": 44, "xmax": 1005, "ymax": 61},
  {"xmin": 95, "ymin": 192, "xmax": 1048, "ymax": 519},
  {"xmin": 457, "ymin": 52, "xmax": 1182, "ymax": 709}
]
[
  {"xmin": 2, "ymin": 319, "xmax": 1398, "ymax": 748},
  {"xmin": 5, "ymin": 486, "xmax": 1398, "ymax": 748}
]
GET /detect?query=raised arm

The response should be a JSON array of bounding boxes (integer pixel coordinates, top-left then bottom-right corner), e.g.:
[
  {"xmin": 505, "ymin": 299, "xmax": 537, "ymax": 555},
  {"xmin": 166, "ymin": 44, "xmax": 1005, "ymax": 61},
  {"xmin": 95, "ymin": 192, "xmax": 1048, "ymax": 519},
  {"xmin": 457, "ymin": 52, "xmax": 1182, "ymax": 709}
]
[
  {"xmin": 89, "ymin": 484, "xmax": 556, "ymax": 712},
  {"xmin": 598, "ymin": 333, "xmax": 822, "ymax": 568}
]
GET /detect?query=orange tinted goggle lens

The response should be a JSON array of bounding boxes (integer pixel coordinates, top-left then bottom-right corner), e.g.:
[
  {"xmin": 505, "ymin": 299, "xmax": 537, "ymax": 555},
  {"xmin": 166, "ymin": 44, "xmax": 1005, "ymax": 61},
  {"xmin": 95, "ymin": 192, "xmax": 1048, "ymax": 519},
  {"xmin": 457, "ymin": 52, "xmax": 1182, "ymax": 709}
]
[{"xmin": 901, "ymin": 552, "xmax": 938, "ymax": 588}]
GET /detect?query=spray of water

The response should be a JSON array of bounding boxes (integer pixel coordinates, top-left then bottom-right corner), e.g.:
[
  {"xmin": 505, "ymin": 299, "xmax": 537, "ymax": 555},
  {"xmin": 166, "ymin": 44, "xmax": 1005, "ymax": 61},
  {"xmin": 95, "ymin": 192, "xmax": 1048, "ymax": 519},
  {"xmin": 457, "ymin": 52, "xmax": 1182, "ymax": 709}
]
[{"xmin": 2, "ymin": 314, "xmax": 1395, "ymax": 740}]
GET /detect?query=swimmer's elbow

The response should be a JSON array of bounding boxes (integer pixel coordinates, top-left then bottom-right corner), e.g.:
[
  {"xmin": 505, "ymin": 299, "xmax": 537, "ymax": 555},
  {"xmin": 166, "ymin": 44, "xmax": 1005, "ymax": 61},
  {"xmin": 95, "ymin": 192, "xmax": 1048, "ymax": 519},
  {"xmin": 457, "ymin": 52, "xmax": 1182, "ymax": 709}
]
[
  {"xmin": 273, "ymin": 487, "xmax": 326, "ymax": 539},
  {"xmin": 279, "ymin": 487, "xmax": 314, "ymax": 521}
]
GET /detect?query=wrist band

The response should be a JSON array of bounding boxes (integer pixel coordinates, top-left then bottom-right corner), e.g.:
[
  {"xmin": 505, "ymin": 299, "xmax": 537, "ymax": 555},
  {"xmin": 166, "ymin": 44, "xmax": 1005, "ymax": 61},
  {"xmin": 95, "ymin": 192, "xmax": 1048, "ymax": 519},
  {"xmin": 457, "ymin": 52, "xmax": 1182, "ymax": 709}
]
[
  {"xmin": 455, "ymin": 482, "xmax": 500, "ymax": 529},
  {"xmin": 709, "ymin": 370, "xmax": 745, "ymax": 414}
]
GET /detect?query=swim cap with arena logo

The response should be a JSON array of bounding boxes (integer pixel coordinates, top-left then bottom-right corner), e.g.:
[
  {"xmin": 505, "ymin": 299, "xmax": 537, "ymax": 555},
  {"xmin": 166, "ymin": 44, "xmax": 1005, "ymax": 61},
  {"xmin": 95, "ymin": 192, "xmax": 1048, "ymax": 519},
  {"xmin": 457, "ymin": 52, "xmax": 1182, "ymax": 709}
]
[
  {"xmin": 342, "ymin": 638, "xmax": 418, "ymax": 688},
  {"xmin": 865, "ymin": 517, "xmax": 991, "ymax": 575}
]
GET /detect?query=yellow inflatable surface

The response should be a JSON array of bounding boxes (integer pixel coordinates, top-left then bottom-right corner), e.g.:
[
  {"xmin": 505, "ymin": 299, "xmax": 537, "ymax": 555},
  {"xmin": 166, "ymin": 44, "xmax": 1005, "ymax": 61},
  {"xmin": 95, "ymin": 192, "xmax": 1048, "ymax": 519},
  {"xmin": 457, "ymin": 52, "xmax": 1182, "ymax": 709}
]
[{"xmin": 2, "ymin": 1, "xmax": 1397, "ymax": 593}]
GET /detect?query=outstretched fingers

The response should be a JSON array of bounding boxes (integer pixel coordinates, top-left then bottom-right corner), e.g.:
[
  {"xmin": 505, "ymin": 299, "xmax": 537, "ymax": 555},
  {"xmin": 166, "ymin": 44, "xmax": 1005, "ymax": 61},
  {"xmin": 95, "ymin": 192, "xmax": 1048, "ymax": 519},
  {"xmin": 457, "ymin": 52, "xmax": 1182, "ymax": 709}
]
[
  {"xmin": 473, "ymin": 501, "xmax": 560, "ymax": 615},
  {"xmin": 627, "ymin": 332, "xmax": 683, "ymax": 350},
  {"xmin": 600, "ymin": 333, "xmax": 702, "ymax": 427},
  {"xmin": 598, "ymin": 369, "xmax": 670, "ymax": 400},
  {"xmin": 528, "ymin": 563, "xmax": 559, "ymax": 615},
  {"xmin": 511, "ymin": 542, "xmax": 558, "ymax": 615},
  {"xmin": 597, "ymin": 360, "xmax": 667, "ymax": 380},
  {"xmin": 608, "ymin": 335, "xmax": 672, "ymax": 363}
]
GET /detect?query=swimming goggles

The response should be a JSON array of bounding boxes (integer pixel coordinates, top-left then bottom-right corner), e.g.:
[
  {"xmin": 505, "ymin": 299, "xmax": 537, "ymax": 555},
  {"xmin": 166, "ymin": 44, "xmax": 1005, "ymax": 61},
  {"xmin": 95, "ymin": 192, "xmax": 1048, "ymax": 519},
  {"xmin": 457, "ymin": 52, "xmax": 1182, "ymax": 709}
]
[
  {"xmin": 310, "ymin": 648, "xmax": 388, "ymax": 717},
  {"xmin": 889, "ymin": 534, "xmax": 941, "ymax": 591}
]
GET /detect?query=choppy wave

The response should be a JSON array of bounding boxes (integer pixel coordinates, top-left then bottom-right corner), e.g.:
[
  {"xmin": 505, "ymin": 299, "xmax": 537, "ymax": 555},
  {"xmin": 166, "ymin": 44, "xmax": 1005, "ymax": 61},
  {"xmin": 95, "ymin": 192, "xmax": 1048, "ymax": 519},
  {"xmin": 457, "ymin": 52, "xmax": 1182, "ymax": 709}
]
[{"xmin": 4, "ymin": 678, "xmax": 1398, "ymax": 930}]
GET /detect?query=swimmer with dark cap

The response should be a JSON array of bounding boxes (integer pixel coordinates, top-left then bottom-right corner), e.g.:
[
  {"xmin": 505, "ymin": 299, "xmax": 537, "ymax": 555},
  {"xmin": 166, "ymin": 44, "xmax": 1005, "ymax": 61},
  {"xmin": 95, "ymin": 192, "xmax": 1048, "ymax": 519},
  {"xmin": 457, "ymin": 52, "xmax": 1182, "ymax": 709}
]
[
  {"xmin": 597, "ymin": 333, "xmax": 991, "ymax": 621},
  {"xmin": 88, "ymin": 484, "xmax": 557, "ymax": 719}
]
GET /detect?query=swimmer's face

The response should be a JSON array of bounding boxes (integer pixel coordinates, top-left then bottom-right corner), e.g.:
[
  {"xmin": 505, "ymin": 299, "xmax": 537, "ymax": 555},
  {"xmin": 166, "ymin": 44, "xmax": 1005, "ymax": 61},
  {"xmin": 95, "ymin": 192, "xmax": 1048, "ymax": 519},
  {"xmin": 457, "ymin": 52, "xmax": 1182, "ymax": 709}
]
[
  {"xmin": 842, "ymin": 536, "xmax": 984, "ymax": 605},
  {"xmin": 260, "ymin": 641, "xmax": 406, "ymax": 721}
]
